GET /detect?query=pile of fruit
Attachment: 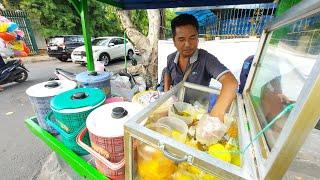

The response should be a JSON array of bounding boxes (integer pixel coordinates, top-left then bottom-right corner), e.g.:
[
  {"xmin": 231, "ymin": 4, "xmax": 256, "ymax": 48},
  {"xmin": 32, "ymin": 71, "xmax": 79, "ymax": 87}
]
[{"xmin": 137, "ymin": 101, "xmax": 241, "ymax": 179}]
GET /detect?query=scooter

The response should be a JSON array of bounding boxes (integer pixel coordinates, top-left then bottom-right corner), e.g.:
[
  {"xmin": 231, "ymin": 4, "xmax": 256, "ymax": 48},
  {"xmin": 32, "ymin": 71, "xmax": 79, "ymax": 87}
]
[{"xmin": 0, "ymin": 59, "xmax": 29, "ymax": 85}]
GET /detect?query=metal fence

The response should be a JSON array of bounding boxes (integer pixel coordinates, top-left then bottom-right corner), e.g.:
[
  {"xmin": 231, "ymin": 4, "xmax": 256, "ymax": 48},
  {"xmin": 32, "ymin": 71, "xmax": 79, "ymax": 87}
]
[
  {"xmin": 0, "ymin": 10, "xmax": 38, "ymax": 55},
  {"xmin": 201, "ymin": 4, "xmax": 277, "ymax": 39}
]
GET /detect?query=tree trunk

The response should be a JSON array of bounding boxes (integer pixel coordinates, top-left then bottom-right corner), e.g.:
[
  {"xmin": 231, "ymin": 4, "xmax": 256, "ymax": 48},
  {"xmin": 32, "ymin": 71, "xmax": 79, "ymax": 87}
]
[
  {"xmin": 159, "ymin": 9, "xmax": 166, "ymax": 40},
  {"xmin": 118, "ymin": 9, "xmax": 161, "ymax": 88}
]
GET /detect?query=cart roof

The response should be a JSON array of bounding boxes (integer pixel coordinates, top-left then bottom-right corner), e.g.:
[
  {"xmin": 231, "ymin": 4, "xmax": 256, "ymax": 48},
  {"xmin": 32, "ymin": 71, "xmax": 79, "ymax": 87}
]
[{"xmin": 103, "ymin": 0, "xmax": 275, "ymax": 10}]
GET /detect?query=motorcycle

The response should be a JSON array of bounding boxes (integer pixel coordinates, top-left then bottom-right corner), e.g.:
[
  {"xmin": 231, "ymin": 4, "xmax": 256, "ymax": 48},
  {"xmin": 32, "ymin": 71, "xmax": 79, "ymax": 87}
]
[{"xmin": 0, "ymin": 59, "xmax": 29, "ymax": 85}]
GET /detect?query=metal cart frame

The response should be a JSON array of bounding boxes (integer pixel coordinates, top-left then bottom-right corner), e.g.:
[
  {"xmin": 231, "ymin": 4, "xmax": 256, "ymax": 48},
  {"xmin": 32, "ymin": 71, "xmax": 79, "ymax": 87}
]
[{"xmin": 25, "ymin": 0, "xmax": 320, "ymax": 179}]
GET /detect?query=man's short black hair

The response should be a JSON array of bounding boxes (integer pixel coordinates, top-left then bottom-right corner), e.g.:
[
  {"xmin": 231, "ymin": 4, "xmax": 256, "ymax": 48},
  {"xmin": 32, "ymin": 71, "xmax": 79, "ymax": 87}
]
[{"xmin": 171, "ymin": 14, "xmax": 199, "ymax": 37}]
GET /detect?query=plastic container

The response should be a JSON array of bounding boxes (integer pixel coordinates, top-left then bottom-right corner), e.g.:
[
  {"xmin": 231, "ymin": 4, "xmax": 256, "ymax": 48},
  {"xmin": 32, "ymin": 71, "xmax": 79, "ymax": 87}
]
[
  {"xmin": 26, "ymin": 80, "xmax": 77, "ymax": 134},
  {"xmin": 157, "ymin": 117, "xmax": 188, "ymax": 143},
  {"xmin": 136, "ymin": 124, "xmax": 177, "ymax": 180},
  {"xmin": 105, "ymin": 96, "xmax": 124, "ymax": 104},
  {"xmin": 133, "ymin": 91, "xmax": 176, "ymax": 123},
  {"xmin": 45, "ymin": 111, "xmax": 90, "ymax": 155},
  {"xmin": 79, "ymin": 102, "xmax": 143, "ymax": 179},
  {"xmin": 168, "ymin": 102, "xmax": 196, "ymax": 125},
  {"xmin": 76, "ymin": 71, "xmax": 112, "ymax": 97},
  {"xmin": 50, "ymin": 88, "xmax": 105, "ymax": 133},
  {"xmin": 146, "ymin": 123, "xmax": 172, "ymax": 137}
]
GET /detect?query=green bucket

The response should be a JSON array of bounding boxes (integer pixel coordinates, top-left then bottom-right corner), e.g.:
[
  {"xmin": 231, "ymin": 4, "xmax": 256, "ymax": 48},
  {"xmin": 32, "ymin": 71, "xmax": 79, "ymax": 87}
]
[
  {"xmin": 45, "ymin": 111, "xmax": 91, "ymax": 156},
  {"xmin": 50, "ymin": 88, "xmax": 105, "ymax": 133}
]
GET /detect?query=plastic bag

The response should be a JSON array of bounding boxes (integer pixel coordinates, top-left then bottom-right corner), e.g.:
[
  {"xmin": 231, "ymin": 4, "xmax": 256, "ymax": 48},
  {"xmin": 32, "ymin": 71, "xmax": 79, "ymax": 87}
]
[
  {"xmin": 168, "ymin": 102, "xmax": 196, "ymax": 125},
  {"xmin": 110, "ymin": 74, "xmax": 139, "ymax": 100},
  {"xmin": 196, "ymin": 115, "xmax": 227, "ymax": 146}
]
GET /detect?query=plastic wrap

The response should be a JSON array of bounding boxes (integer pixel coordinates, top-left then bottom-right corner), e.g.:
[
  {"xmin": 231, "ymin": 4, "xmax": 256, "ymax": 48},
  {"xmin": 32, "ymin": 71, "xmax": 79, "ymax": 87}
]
[{"xmin": 196, "ymin": 115, "xmax": 227, "ymax": 146}]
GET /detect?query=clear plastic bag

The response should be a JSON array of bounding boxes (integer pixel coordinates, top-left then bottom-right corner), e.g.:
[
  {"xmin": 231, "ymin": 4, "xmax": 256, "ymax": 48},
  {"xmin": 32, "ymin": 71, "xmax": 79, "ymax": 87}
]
[{"xmin": 196, "ymin": 115, "xmax": 227, "ymax": 146}]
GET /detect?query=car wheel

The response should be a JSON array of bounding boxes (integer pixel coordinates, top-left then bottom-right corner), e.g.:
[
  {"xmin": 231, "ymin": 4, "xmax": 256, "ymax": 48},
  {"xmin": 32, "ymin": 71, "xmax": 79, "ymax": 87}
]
[
  {"xmin": 127, "ymin": 50, "xmax": 134, "ymax": 60},
  {"xmin": 58, "ymin": 57, "xmax": 68, "ymax": 62},
  {"xmin": 99, "ymin": 53, "xmax": 110, "ymax": 66}
]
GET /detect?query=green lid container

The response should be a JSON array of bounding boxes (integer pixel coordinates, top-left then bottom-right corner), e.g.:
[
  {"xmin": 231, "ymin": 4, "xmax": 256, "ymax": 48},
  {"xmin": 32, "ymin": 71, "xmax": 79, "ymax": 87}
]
[{"xmin": 50, "ymin": 87, "xmax": 106, "ymax": 133}]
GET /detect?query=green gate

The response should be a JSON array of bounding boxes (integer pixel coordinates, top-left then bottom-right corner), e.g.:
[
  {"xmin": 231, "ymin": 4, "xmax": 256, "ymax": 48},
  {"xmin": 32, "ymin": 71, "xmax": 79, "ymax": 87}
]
[{"xmin": 0, "ymin": 10, "xmax": 39, "ymax": 55}]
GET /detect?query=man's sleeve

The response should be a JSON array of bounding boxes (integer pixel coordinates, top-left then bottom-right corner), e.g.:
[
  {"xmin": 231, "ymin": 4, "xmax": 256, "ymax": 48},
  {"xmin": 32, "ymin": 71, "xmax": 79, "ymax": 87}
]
[
  {"xmin": 205, "ymin": 54, "xmax": 230, "ymax": 80},
  {"xmin": 166, "ymin": 53, "xmax": 174, "ymax": 75}
]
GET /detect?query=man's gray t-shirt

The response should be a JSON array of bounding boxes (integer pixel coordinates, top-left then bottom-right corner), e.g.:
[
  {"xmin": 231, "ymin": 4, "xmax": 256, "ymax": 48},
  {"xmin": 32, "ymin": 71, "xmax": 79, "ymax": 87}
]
[{"xmin": 166, "ymin": 49, "xmax": 230, "ymax": 87}]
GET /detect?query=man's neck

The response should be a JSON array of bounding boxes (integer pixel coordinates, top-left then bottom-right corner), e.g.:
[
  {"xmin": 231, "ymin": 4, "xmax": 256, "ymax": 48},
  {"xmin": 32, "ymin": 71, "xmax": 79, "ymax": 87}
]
[{"xmin": 178, "ymin": 55, "xmax": 189, "ymax": 73}]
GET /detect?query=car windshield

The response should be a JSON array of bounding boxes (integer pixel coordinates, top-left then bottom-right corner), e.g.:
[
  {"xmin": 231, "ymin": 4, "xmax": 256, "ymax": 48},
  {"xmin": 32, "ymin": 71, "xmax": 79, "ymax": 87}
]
[{"xmin": 92, "ymin": 38, "xmax": 109, "ymax": 46}]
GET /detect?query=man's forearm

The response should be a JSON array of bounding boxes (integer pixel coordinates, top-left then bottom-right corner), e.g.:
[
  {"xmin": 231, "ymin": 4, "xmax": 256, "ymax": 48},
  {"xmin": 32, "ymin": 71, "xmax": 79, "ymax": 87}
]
[
  {"xmin": 164, "ymin": 74, "xmax": 172, "ymax": 92},
  {"xmin": 210, "ymin": 73, "xmax": 238, "ymax": 121}
]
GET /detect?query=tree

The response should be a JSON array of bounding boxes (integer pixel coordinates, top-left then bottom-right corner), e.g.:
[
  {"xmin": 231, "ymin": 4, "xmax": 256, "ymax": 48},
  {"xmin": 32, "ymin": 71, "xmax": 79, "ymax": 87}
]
[
  {"xmin": 118, "ymin": 9, "xmax": 161, "ymax": 87},
  {"xmin": 19, "ymin": 0, "xmax": 81, "ymax": 37},
  {"xmin": 18, "ymin": 0, "xmax": 124, "ymax": 38}
]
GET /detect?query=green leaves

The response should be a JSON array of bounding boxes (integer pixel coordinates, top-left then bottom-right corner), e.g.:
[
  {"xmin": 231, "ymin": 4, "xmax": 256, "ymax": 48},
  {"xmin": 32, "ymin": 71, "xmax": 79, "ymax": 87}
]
[
  {"xmin": 18, "ymin": 0, "xmax": 124, "ymax": 38},
  {"xmin": 20, "ymin": 0, "xmax": 80, "ymax": 37},
  {"xmin": 14, "ymin": 1, "xmax": 176, "ymax": 41}
]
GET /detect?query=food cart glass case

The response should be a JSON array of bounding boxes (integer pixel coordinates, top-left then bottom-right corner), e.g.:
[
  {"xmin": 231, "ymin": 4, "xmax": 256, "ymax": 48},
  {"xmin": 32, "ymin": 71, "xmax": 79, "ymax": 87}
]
[{"xmin": 124, "ymin": 1, "xmax": 320, "ymax": 179}]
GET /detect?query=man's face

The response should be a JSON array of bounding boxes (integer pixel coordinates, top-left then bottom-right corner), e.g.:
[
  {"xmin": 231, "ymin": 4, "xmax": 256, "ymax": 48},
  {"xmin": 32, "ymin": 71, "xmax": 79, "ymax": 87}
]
[{"xmin": 173, "ymin": 25, "xmax": 199, "ymax": 58}]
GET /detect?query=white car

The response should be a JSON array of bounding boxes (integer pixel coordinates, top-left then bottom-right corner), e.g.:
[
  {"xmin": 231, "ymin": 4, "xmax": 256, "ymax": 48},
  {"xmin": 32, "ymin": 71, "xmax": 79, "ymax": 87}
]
[{"xmin": 71, "ymin": 36, "xmax": 135, "ymax": 66}]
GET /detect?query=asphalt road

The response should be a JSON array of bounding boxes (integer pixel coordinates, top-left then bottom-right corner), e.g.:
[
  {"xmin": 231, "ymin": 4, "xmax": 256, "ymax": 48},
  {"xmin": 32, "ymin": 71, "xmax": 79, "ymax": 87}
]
[{"xmin": 0, "ymin": 58, "xmax": 128, "ymax": 179}]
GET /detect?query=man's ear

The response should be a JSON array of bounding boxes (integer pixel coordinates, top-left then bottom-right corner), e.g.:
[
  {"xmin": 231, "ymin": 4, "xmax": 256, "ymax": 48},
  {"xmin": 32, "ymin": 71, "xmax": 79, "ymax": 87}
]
[{"xmin": 173, "ymin": 36, "xmax": 177, "ymax": 47}]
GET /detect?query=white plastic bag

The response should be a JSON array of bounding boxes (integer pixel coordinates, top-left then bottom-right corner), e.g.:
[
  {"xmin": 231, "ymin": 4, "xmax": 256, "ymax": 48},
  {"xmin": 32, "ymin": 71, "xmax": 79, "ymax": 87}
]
[
  {"xmin": 134, "ymin": 76, "xmax": 146, "ymax": 92},
  {"xmin": 196, "ymin": 115, "xmax": 227, "ymax": 146},
  {"xmin": 111, "ymin": 74, "xmax": 138, "ymax": 100}
]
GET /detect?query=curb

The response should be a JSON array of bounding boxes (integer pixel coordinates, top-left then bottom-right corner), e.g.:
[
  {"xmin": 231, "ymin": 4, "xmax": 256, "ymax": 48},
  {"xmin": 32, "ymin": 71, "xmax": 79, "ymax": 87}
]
[{"xmin": 21, "ymin": 55, "xmax": 56, "ymax": 64}]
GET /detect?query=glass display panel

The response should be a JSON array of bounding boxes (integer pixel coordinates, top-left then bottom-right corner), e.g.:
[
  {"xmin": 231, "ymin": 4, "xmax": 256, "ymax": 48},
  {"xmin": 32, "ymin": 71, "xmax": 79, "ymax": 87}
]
[
  {"xmin": 249, "ymin": 12, "xmax": 319, "ymax": 149},
  {"xmin": 132, "ymin": 137, "xmax": 231, "ymax": 180},
  {"xmin": 131, "ymin": 84, "xmax": 242, "ymax": 179}
]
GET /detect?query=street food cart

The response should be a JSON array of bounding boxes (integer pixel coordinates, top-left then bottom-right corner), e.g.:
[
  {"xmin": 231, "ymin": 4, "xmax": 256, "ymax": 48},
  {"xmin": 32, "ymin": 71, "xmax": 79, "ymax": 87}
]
[{"xmin": 25, "ymin": 0, "xmax": 320, "ymax": 179}]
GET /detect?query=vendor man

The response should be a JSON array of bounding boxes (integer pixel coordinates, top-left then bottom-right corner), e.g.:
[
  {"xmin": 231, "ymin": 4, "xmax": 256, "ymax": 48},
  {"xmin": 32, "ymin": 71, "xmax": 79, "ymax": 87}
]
[{"xmin": 164, "ymin": 14, "xmax": 238, "ymax": 122}]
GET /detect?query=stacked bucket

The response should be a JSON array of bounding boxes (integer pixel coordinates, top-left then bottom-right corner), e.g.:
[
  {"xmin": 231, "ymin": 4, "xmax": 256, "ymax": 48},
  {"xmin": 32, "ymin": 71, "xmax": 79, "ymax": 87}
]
[
  {"xmin": 77, "ymin": 102, "xmax": 143, "ymax": 179},
  {"xmin": 46, "ymin": 87, "xmax": 106, "ymax": 155},
  {"xmin": 26, "ymin": 80, "xmax": 77, "ymax": 135},
  {"xmin": 76, "ymin": 71, "xmax": 112, "ymax": 97}
]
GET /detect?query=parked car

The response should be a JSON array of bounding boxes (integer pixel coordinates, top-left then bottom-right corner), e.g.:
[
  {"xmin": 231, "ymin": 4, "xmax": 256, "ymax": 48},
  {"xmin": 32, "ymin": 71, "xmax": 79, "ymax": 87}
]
[
  {"xmin": 71, "ymin": 36, "xmax": 135, "ymax": 66},
  {"xmin": 47, "ymin": 35, "xmax": 84, "ymax": 62}
]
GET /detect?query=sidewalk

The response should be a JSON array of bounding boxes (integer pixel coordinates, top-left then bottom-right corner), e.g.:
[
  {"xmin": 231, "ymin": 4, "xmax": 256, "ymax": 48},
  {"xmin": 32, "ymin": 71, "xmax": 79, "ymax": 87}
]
[{"xmin": 20, "ymin": 54, "xmax": 55, "ymax": 64}]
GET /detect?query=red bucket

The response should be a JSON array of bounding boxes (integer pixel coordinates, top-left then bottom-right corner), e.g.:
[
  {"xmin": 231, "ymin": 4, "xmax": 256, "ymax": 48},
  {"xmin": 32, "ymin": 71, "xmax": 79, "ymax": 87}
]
[
  {"xmin": 77, "ymin": 128, "xmax": 125, "ymax": 179},
  {"xmin": 105, "ymin": 97, "xmax": 124, "ymax": 104}
]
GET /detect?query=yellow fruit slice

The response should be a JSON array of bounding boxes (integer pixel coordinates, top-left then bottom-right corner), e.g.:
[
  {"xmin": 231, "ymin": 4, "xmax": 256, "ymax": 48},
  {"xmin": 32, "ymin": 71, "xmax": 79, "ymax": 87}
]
[
  {"xmin": 208, "ymin": 143, "xmax": 231, "ymax": 163},
  {"xmin": 231, "ymin": 154, "xmax": 241, "ymax": 166},
  {"xmin": 202, "ymin": 173, "xmax": 220, "ymax": 180},
  {"xmin": 172, "ymin": 130, "xmax": 183, "ymax": 142}
]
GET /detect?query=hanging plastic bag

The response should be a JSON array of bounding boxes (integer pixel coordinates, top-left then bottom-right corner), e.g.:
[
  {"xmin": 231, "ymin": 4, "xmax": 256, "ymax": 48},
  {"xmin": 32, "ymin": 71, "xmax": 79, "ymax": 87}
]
[
  {"xmin": 0, "ymin": 32, "xmax": 16, "ymax": 41},
  {"xmin": 0, "ymin": 22, "xmax": 9, "ymax": 32},
  {"xmin": 0, "ymin": 16, "xmax": 10, "ymax": 23},
  {"xmin": 23, "ymin": 42, "xmax": 30, "ymax": 55},
  {"xmin": 7, "ymin": 22, "xmax": 18, "ymax": 32},
  {"xmin": 196, "ymin": 114, "xmax": 227, "ymax": 146},
  {"xmin": 11, "ymin": 40, "xmax": 24, "ymax": 51},
  {"xmin": 15, "ymin": 29, "xmax": 24, "ymax": 38},
  {"xmin": 14, "ymin": 50, "xmax": 27, "ymax": 57}
]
